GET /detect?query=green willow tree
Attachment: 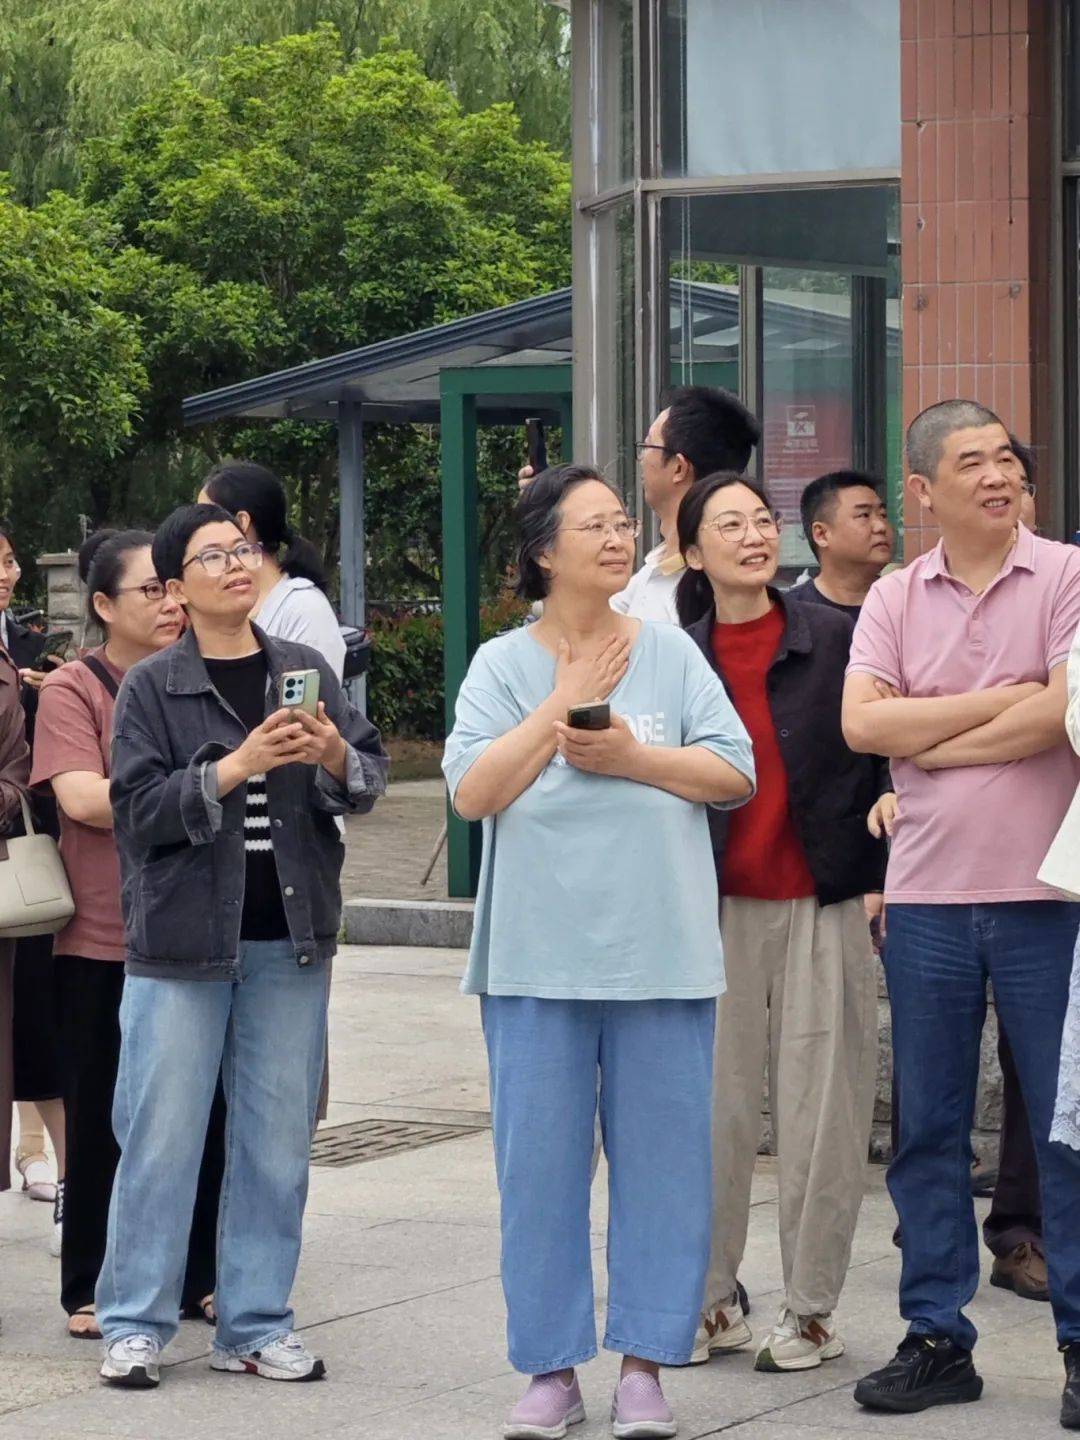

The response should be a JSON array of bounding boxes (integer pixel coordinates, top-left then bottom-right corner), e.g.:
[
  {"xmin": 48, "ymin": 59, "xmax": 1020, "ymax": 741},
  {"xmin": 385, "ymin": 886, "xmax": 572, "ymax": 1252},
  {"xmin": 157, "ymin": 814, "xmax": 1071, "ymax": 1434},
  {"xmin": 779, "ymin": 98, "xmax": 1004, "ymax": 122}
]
[
  {"xmin": 0, "ymin": 29, "xmax": 570, "ymax": 597},
  {"xmin": 0, "ymin": 0, "xmax": 569, "ymax": 204}
]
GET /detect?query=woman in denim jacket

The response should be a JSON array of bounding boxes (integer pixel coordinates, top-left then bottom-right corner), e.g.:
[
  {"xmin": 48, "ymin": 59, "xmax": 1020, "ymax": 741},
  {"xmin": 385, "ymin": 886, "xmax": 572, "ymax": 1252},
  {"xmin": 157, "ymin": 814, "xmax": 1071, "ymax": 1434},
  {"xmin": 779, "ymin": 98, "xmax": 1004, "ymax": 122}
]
[{"xmin": 96, "ymin": 503, "xmax": 387, "ymax": 1391}]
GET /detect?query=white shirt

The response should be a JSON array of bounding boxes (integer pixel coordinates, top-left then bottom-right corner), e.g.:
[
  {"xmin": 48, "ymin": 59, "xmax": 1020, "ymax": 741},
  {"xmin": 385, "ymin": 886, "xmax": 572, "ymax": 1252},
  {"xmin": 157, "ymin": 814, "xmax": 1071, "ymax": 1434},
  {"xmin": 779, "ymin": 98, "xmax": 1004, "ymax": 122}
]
[
  {"xmin": 254, "ymin": 575, "xmax": 347, "ymax": 682},
  {"xmin": 609, "ymin": 543, "xmax": 684, "ymax": 623}
]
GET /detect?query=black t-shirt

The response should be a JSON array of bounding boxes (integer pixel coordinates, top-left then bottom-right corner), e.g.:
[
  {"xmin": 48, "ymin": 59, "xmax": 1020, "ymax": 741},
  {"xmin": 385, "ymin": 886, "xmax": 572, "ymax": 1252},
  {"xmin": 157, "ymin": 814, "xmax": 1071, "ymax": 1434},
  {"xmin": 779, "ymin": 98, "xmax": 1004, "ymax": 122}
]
[
  {"xmin": 786, "ymin": 578, "xmax": 863, "ymax": 626},
  {"xmin": 204, "ymin": 651, "xmax": 290, "ymax": 943}
]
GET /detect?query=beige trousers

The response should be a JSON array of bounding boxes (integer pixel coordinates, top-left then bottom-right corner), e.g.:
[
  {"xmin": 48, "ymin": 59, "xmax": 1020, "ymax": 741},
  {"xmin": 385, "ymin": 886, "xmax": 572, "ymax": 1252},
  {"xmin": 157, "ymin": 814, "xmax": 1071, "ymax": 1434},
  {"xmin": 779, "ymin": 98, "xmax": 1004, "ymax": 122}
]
[{"xmin": 704, "ymin": 896, "xmax": 878, "ymax": 1318}]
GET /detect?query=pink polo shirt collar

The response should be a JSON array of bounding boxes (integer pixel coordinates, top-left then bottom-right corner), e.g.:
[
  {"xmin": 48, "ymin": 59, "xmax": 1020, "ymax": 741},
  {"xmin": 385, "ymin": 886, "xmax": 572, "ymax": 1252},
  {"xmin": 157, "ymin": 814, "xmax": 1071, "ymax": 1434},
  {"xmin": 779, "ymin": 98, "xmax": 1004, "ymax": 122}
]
[{"xmin": 920, "ymin": 522, "xmax": 1035, "ymax": 586}]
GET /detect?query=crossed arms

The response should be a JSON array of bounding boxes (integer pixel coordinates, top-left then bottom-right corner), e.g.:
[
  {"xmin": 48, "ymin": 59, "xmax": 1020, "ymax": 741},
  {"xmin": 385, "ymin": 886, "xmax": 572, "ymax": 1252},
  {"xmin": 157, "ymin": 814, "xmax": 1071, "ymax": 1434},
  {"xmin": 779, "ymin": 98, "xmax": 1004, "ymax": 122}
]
[{"xmin": 841, "ymin": 665, "xmax": 1067, "ymax": 770}]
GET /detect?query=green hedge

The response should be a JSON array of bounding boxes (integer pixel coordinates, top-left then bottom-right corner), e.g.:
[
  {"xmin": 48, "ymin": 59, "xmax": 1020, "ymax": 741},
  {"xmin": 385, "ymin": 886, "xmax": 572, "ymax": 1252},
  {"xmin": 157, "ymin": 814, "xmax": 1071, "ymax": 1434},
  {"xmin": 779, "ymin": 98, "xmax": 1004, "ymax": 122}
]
[{"xmin": 368, "ymin": 594, "xmax": 529, "ymax": 741}]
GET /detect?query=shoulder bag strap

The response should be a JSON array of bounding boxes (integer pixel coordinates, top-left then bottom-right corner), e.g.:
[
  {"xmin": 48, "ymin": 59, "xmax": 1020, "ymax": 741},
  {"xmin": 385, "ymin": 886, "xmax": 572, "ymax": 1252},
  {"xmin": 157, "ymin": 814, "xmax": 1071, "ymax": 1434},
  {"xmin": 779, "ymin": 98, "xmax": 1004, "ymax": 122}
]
[{"xmin": 80, "ymin": 655, "xmax": 121, "ymax": 701}]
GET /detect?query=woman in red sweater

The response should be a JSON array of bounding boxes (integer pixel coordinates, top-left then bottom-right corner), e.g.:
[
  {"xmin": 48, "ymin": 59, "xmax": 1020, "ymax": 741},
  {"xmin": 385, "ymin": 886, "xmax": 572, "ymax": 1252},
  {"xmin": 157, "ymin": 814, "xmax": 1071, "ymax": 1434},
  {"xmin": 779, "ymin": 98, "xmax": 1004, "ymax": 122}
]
[{"xmin": 674, "ymin": 472, "xmax": 886, "ymax": 1375}]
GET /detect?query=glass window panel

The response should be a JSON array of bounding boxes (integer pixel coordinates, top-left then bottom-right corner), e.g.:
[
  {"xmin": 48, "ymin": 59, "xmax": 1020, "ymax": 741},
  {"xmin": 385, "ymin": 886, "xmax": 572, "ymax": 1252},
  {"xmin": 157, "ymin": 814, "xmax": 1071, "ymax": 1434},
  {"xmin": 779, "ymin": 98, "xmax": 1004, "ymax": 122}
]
[
  {"xmin": 661, "ymin": 187, "xmax": 894, "ymax": 277},
  {"xmin": 762, "ymin": 269, "xmax": 854, "ymax": 572},
  {"xmin": 613, "ymin": 200, "xmax": 637, "ymax": 501},
  {"xmin": 588, "ymin": 198, "xmax": 638, "ymax": 500},
  {"xmin": 657, "ymin": 186, "xmax": 900, "ymax": 574},
  {"xmin": 668, "ymin": 193, "xmax": 741, "ymax": 387},
  {"xmin": 660, "ymin": 0, "xmax": 900, "ymax": 179},
  {"xmin": 597, "ymin": 0, "xmax": 636, "ymax": 190}
]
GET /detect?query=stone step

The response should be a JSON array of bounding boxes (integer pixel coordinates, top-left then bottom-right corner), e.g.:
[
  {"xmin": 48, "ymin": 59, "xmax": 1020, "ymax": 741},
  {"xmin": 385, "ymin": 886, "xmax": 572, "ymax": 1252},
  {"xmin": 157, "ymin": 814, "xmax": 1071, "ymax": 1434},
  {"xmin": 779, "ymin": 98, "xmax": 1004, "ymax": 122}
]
[{"xmin": 343, "ymin": 896, "xmax": 474, "ymax": 949}]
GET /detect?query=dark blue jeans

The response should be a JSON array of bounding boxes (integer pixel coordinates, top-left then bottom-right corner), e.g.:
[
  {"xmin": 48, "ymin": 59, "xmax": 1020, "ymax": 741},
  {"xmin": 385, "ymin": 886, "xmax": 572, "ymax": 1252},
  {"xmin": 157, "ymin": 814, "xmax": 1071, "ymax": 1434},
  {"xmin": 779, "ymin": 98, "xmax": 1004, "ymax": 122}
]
[{"xmin": 885, "ymin": 902, "xmax": 1080, "ymax": 1349}]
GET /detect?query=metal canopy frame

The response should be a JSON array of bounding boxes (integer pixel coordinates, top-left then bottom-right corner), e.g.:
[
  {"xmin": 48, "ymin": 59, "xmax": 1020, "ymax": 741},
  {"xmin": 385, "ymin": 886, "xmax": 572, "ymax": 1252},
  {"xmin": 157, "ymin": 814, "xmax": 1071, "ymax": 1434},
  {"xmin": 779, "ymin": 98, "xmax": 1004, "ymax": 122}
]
[
  {"xmin": 440, "ymin": 365, "xmax": 572, "ymax": 896},
  {"xmin": 183, "ymin": 304, "xmax": 575, "ymax": 902},
  {"xmin": 183, "ymin": 275, "xmax": 896, "ymax": 897}
]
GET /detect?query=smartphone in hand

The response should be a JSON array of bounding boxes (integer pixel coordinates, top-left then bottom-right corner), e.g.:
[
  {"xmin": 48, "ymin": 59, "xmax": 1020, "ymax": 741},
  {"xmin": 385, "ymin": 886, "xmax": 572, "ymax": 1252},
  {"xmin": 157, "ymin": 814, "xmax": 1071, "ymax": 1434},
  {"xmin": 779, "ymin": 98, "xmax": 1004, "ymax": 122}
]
[
  {"xmin": 279, "ymin": 668, "xmax": 320, "ymax": 717},
  {"xmin": 525, "ymin": 417, "xmax": 548, "ymax": 477},
  {"xmin": 567, "ymin": 702, "xmax": 610, "ymax": 730},
  {"xmin": 35, "ymin": 630, "xmax": 73, "ymax": 665}
]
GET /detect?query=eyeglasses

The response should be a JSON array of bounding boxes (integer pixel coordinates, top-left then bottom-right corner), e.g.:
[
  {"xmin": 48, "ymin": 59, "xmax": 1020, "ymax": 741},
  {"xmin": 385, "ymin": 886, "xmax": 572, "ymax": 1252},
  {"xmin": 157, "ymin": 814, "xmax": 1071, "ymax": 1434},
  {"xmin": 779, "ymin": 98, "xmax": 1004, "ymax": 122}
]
[
  {"xmin": 116, "ymin": 580, "xmax": 168, "ymax": 602},
  {"xmin": 634, "ymin": 442, "xmax": 672, "ymax": 459},
  {"xmin": 1022, "ymin": 480, "xmax": 1036, "ymax": 498},
  {"xmin": 182, "ymin": 542, "xmax": 264, "ymax": 578},
  {"xmin": 702, "ymin": 510, "xmax": 782, "ymax": 544},
  {"xmin": 0, "ymin": 556, "xmax": 21, "ymax": 577},
  {"xmin": 562, "ymin": 518, "xmax": 642, "ymax": 541}
]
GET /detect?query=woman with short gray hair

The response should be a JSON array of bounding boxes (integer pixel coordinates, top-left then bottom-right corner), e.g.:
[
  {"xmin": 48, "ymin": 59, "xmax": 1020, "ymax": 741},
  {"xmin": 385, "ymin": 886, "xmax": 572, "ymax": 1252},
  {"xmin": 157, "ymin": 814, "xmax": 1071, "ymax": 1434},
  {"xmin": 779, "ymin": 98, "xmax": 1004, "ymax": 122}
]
[{"xmin": 443, "ymin": 464, "xmax": 755, "ymax": 1440}]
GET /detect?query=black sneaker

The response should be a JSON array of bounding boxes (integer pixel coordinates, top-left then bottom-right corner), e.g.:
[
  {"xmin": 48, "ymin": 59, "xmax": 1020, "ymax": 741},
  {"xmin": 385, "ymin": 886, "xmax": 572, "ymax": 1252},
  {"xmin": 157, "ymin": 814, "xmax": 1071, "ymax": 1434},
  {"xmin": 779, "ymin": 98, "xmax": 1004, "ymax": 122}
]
[
  {"xmin": 736, "ymin": 1280, "xmax": 750, "ymax": 1317},
  {"xmin": 854, "ymin": 1335, "xmax": 983, "ymax": 1413},
  {"xmin": 1062, "ymin": 1342, "xmax": 1080, "ymax": 1429}
]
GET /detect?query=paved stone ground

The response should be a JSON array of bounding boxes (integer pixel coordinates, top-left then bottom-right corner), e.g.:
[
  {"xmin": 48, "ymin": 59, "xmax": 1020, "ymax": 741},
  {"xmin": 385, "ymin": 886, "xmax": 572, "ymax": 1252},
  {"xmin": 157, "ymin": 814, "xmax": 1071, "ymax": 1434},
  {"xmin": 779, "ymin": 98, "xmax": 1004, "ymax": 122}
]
[
  {"xmin": 341, "ymin": 779, "xmax": 448, "ymax": 902},
  {"xmin": 1, "ymin": 942, "xmax": 1068, "ymax": 1439}
]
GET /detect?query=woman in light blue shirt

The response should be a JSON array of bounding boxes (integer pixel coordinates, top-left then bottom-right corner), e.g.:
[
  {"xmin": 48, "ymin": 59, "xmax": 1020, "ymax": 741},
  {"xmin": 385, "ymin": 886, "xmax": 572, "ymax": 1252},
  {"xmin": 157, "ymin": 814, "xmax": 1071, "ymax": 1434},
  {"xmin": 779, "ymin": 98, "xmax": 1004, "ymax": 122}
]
[{"xmin": 443, "ymin": 465, "xmax": 754, "ymax": 1440}]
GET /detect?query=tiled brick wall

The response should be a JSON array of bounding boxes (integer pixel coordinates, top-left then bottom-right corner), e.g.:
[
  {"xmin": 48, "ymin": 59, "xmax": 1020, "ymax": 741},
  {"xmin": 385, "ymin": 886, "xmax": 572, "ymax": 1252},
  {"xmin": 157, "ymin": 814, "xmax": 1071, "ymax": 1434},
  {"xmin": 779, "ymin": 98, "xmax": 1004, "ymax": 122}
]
[{"xmin": 900, "ymin": 0, "xmax": 1052, "ymax": 558}]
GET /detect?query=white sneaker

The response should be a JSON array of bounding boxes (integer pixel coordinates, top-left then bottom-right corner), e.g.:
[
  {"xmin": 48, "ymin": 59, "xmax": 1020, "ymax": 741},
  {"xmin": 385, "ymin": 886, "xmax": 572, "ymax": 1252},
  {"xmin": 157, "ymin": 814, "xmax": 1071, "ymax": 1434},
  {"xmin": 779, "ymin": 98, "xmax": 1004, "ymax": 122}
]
[
  {"xmin": 754, "ymin": 1306, "xmax": 844, "ymax": 1372},
  {"xmin": 100, "ymin": 1333, "xmax": 161, "ymax": 1388},
  {"xmin": 18, "ymin": 1157, "xmax": 56, "ymax": 1203},
  {"xmin": 689, "ymin": 1294, "xmax": 752, "ymax": 1365},
  {"xmin": 210, "ymin": 1333, "xmax": 326, "ymax": 1381}
]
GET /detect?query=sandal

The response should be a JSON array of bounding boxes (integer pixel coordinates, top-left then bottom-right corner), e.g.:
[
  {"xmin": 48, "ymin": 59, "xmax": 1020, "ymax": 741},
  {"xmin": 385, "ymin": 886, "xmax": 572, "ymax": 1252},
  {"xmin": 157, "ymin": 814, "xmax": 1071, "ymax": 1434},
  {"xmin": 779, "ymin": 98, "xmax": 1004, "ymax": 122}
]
[
  {"xmin": 67, "ymin": 1305, "xmax": 101, "ymax": 1340},
  {"xmin": 16, "ymin": 1155, "xmax": 56, "ymax": 1204},
  {"xmin": 180, "ymin": 1294, "xmax": 216, "ymax": 1326}
]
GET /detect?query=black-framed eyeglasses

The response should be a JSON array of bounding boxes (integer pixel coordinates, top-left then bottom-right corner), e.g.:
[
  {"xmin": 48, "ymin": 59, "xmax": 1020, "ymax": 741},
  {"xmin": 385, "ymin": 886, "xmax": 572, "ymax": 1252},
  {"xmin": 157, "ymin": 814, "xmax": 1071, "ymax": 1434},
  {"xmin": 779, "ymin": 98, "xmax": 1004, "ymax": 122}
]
[
  {"xmin": 116, "ymin": 580, "xmax": 168, "ymax": 602},
  {"xmin": 634, "ymin": 441, "xmax": 672, "ymax": 459},
  {"xmin": 181, "ymin": 542, "xmax": 264, "ymax": 578}
]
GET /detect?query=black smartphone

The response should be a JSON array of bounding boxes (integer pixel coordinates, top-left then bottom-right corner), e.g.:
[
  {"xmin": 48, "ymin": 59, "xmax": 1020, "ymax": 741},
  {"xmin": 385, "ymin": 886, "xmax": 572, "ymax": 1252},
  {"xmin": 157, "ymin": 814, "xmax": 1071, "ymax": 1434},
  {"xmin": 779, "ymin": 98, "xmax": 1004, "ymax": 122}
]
[
  {"xmin": 525, "ymin": 417, "xmax": 548, "ymax": 476},
  {"xmin": 567, "ymin": 702, "xmax": 610, "ymax": 730}
]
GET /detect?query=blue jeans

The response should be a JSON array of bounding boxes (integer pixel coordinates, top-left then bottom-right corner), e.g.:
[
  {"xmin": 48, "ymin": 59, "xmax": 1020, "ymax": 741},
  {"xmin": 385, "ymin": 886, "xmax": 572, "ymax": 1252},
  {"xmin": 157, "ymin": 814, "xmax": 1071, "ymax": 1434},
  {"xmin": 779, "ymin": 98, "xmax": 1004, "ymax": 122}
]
[
  {"xmin": 481, "ymin": 995, "xmax": 715, "ymax": 1373},
  {"xmin": 96, "ymin": 940, "xmax": 329, "ymax": 1353},
  {"xmin": 885, "ymin": 902, "xmax": 1080, "ymax": 1349}
]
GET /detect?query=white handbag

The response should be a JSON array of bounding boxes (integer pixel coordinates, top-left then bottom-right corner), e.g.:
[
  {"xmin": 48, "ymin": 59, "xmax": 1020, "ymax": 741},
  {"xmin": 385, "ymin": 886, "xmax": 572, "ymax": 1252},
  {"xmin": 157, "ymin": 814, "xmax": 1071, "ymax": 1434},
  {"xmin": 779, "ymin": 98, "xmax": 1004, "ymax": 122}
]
[
  {"xmin": 1039, "ymin": 786, "xmax": 1080, "ymax": 901},
  {"xmin": 0, "ymin": 791, "xmax": 75, "ymax": 938}
]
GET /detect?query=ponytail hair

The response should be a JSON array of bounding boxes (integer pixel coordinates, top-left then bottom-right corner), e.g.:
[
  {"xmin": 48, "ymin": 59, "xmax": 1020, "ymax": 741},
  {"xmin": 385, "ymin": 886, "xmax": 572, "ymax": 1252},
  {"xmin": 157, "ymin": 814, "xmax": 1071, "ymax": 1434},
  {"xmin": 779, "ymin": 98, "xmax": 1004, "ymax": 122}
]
[
  {"xmin": 675, "ymin": 566, "xmax": 715, "ymax": 629},
  {"xmin": 674, "ymin": 471, "xmax": 773, "ymax": 628},
  {"xmin": 78, "ymin": 528, "xmax": 155, "ymax": 631},
  {"xmin": 202, "ymin": 459, "xmax": 329, "ymax": 593}
]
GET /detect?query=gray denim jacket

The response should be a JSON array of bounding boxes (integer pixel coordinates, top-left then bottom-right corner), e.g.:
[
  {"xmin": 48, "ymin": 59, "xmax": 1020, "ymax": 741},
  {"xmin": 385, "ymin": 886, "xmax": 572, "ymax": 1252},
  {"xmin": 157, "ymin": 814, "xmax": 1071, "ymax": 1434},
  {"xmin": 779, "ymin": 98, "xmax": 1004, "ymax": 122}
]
[{"xmin": 110, "ymin": 625, "xmax": 388, "ymax": 979}]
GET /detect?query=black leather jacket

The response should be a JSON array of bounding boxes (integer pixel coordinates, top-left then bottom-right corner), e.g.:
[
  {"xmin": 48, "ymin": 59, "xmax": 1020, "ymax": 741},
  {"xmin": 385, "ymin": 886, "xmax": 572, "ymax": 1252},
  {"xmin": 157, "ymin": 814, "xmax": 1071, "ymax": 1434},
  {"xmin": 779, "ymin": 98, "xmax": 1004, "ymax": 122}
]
[{"xmin": 684, "ymin": 591, "xmax": 887, "ymax": 907}]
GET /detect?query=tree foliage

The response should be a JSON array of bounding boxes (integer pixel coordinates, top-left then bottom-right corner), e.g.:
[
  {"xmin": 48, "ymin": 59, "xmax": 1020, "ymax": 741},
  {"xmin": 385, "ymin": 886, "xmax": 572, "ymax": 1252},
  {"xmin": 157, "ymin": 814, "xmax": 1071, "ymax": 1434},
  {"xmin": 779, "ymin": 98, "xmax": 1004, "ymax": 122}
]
[
  {"xmin": 0, "ymin": 27, "xmax": 571, "ymax": 605},
  {"xmin": 0, "ymin": 0, "xmax": 569, "ymax": 204},
  {"xmin": 0, "ymin": 188, "xmax": 144, "ymax": 455}
]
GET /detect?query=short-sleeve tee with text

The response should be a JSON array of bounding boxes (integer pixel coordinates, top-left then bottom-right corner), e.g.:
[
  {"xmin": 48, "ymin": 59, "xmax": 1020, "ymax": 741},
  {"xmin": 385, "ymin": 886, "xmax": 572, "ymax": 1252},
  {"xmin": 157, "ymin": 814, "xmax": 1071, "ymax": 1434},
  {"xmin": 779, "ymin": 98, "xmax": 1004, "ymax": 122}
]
[{"xmin": 443, "ymin": 622, "xmax": 755, "ymax": 999}]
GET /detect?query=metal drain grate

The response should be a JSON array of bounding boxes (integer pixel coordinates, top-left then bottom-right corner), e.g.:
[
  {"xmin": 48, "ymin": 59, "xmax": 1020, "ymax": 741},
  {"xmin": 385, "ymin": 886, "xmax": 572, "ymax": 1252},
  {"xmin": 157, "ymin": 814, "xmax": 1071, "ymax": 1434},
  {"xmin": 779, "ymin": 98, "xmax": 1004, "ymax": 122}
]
[{"xmin": 311, "ymin": 1118, "xmax": 484, "ymax": 1167}]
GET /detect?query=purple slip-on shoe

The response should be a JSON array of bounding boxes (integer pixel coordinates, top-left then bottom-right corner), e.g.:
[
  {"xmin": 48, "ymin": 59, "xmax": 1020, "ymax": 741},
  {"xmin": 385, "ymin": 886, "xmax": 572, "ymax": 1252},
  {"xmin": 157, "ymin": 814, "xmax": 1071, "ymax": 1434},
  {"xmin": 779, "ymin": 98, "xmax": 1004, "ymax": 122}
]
[
  {"xmin": 504, "ymin": 1373, "xmax": 586, "ymax": 1439},
  {"xmin": 611, "ymin": 1371, "xmax": 677, "ymax": 1439}
]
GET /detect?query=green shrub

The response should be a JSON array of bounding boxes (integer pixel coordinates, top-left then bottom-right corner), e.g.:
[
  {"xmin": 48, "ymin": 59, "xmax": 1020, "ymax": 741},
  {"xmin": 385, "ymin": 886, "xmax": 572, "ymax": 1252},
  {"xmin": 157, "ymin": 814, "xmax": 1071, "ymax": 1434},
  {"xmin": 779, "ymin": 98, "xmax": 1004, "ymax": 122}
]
[{"xmin": 368, "ymin": 592, "xmax": 529, "ymax": 740}]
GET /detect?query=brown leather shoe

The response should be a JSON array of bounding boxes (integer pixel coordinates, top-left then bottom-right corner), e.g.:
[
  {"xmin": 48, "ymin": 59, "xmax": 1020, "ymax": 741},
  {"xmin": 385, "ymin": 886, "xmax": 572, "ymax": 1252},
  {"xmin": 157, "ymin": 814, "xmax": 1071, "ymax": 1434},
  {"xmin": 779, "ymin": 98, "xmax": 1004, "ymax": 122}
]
[{"xmin": 990, "ymin": 1241, "xmax": 1050, "ymax": 1302}]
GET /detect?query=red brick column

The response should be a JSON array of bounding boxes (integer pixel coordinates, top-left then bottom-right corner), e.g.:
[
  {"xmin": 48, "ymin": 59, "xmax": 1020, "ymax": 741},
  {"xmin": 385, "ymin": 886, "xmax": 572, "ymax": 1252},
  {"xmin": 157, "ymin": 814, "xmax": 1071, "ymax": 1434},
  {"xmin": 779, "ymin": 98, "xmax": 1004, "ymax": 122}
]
[{"xmin": 900, "ymin": 0, "xmax": 1052, "ymax": 559}]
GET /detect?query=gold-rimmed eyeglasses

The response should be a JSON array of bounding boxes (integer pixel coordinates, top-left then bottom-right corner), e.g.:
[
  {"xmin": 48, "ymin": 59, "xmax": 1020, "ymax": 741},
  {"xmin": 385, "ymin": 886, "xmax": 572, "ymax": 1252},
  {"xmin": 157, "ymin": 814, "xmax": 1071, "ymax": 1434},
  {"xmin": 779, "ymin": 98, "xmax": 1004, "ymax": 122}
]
[
  {"xmin": 561, "ymin": 518, "xmax": 642, "ymax": 542},
  {"xmin": 702, "ymin": 510, "xmax": 782, "ymax": 544}
]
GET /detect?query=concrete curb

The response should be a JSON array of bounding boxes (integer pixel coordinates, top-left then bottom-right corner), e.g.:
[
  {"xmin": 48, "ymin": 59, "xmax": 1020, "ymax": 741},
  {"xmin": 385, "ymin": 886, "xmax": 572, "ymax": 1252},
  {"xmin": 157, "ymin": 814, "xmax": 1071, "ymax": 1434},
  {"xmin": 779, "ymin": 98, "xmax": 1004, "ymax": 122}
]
[{"xmin": 343, "ymin": 897, "xmax": 474, "ymax": 949}]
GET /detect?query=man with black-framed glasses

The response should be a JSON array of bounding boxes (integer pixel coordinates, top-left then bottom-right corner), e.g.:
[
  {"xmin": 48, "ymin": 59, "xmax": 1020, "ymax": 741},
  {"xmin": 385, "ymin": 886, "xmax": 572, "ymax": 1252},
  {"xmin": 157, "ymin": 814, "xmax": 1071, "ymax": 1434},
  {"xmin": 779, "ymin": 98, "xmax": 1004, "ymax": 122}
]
[
  {"xmin": 521, "ymin": 386, "xmax": 761, "ymax": 623},
  {"xmin": 95, "ymin": 502, "xmax": 388, "ymax": 1391}
]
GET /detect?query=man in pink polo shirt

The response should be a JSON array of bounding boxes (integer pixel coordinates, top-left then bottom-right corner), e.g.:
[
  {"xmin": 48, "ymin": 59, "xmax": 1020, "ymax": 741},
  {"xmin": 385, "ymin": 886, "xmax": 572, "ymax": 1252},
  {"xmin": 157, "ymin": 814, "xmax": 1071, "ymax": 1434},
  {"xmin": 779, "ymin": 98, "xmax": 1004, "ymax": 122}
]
[{"xmin": 841, "ymin": 399, "xmax": 1080, "ymax": 1428}]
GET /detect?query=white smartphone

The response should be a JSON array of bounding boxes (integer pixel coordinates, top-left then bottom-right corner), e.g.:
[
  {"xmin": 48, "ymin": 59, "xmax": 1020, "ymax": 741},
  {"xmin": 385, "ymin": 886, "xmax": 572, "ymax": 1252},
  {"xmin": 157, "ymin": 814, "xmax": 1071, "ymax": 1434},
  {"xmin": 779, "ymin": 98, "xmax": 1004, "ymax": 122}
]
[{"xmin": 278, "ymin": 668, "xmax": 320, "ymax": 717}]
